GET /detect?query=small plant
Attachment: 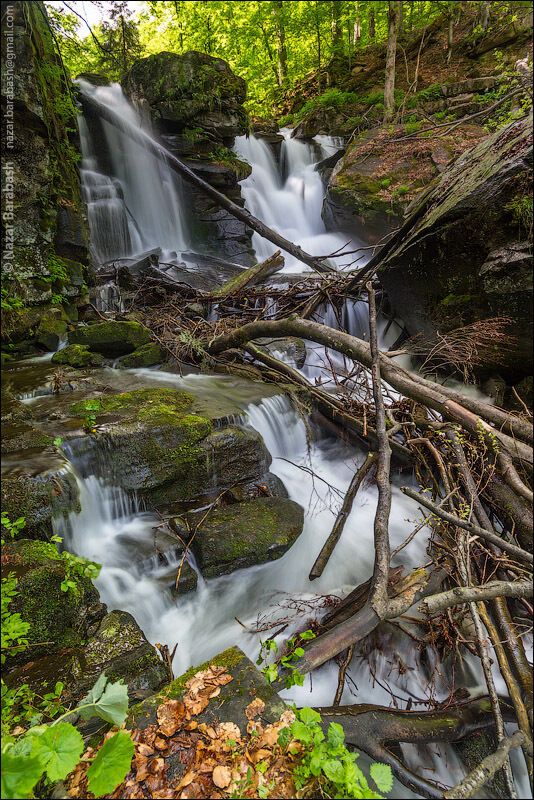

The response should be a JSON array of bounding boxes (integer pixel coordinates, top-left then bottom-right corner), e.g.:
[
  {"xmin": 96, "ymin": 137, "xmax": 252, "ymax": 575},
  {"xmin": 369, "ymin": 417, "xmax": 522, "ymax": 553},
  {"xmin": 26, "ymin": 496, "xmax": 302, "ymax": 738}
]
[
  {"xmin": 404, "ymin": 120, "xmax": 422, "ymax": 134},
  {"xmin": 280, "ymin": 706, "xmax": 393, "ymax": 798},
  {"xmin": 50, "ymin": 535, "xmax": 101, "ymax": 596},
  {"xmin": 258, "ymin": 629, "xmax": 316, "ymax": 689},
  {"xmin": 1, "ymin": 673, "xmax": 134, "ymax": 800},
  {"xmin": 379, "ymin": 178, "xmax": 392, "ymax": 190},
  {"xmin": 0, "ymin": 288, "xmax": 24, "ymax": 311}
]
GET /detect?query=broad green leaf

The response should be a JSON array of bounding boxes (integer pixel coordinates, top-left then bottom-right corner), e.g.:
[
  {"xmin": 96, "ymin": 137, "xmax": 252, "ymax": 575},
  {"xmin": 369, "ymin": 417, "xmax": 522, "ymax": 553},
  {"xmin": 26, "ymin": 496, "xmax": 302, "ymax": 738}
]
[
  {"xmin": 263, "ymin": 663, "xmax": 279, "ymax": 684},
  {"xmin": 299, "ymin": 630, "xmax": 316, "ymax": 640},
  {"xmin": 78, "ymin": 673, "xmax": 129, "ymax": 725},
  {"xmin": 322, "ymin": 758, "xmax": 345, "ymax": 784},
  {"xmin": 1, "ymin": 747, "xmax": 43, "ymax": 799},
  {"xmin": 86, "ymin": 731, "xmax": 134, "ymax": 797},
  {"xmin": 290, "ymin": 720, "xmax": 313, "ymax": 744},
  {"xmin": 327, "ymin": 721, "xmax": 345, "ymax": 747},
  {"xmin": 298, "ymin": 707, "xmax": 321, "ymax": 725},
  {"xmin": 370, "ymin": 762, "xmax": 394, "ymax": 793},
  {"xmin": 277, "ymin": 726, "xmax": 291, "ymax": 749},
  {"xmin": 293, "ymin": 647, "xmax": 305, "ymax": 658},
  {"xmin": 36, "ymin": 722, "xmax": 84, "ymax": 782}
]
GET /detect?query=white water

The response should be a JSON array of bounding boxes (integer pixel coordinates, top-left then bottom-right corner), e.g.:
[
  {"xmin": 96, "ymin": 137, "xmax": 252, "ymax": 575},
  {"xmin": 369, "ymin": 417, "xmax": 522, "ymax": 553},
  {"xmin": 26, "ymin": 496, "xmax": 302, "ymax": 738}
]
[
  {"xmin": 77, "ymin": 81, "xmax": 190, "ymax": 265},
  {"xmin": 234, "ymin": 129, "xmax": 362, "ymax": 273}
]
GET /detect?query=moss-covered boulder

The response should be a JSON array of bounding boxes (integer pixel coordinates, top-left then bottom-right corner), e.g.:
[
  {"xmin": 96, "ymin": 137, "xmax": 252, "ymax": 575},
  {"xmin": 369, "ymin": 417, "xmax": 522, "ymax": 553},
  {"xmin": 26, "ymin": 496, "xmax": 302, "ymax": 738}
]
[
  {"xmin": 51, "ymin": 344, "xmax": 104, "ymax": 367},
  {"xmin": 128, "ymin": 646, "xmax": 286, "ymax": 740},
  {"xmin": 1, "ymin": 463, "xmax": 80, "ymax": 539},
  {"xmin": 69, "ymin": 320, "xmax": 152, "ymax": 357},
  {"xmin": 174, "ymin": 497, "xmax": 304, "ymax": 586},
  {"xmin": 70, "ymin": 610, "xmax": 167, "ymax": 699},
  {"xmin": 35, "ymin": 310, "xmax": 68, "ymax": 351},
  {"xmin": 122, "ymin": 51, "xmax": 248, "ymax": 141},
  {"xmin": 379, "ymin": 115, "xmax": 533, "ymax": 379},
  {"xmin": 116, "ymin": 342, "xmax": 164, "ymax": 368},
  {"xmin": 1, "ymin": 539, "xmax": 99, "ymax": 659}
]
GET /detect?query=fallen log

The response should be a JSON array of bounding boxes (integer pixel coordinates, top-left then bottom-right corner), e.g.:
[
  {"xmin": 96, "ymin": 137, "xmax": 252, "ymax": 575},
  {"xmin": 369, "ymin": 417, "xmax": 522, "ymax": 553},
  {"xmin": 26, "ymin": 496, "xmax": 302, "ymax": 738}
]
[
  {"xmin": 208, "ymin": 251, "xmax": 285, "ymax": 299},
  {"xmin": 444, "ymin": 731, "xmax": 527, "ymax": 800},
  {"xmin": 421, "ymin": 580, "xmax": 533, "ymax": 615},
  {"xmin": 80, "ymin": 93, "xmax": 333, "ymax": 275}
]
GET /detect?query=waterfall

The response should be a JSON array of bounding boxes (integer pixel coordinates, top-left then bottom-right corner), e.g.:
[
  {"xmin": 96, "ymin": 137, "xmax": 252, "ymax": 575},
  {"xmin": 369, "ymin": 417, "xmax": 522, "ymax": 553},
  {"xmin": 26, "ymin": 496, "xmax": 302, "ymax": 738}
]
[
  {"xmin": 234, "ymin": 130, "xmax": 362, "ymax": 273},
  {"xmin": 77, "ymin": 80, "xmax": 190, "ymax": 266}
]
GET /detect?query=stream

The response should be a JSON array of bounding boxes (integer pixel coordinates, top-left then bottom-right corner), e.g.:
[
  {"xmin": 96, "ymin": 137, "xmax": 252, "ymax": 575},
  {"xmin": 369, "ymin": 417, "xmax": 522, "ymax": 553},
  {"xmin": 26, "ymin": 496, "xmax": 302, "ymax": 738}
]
[{"xmin": 6, "ymin": 82, "xmax": 530, "ymax": 797}]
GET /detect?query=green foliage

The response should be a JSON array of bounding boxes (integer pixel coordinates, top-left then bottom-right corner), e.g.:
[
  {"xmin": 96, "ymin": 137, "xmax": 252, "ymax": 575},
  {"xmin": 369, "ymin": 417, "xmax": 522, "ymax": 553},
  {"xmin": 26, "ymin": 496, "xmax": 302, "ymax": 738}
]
[
  {"xmin": 1, "ymin": 675, "xmax": 132, "ymax": 800},
  {"xmin": 505, "ymin": 194, "xmax": 533, "ymax": 240},
  {"xmin": 293, "ymin": 88, "xmax": 359, "ymax": 122},
  {"xmin": 258, "ymin": 629, "xmax": 315, "ymax": 689},
  {"xmin": 404, "ymin": 120, "xmax": 422, "ymax": 134},
  {"xmin": 280, "ymin": 706, "xmax": 393, "ymax": 798},
  {"xmin": 1, "ymin": 681, "xmax": 66, "ymax": 734},
  {"xmin": 1, "ymin": 574, "xmax": 30, "ymax": 665},
  {"xmin": 1, "ymin": 288, "xmax": 24, "ymax": 311}
]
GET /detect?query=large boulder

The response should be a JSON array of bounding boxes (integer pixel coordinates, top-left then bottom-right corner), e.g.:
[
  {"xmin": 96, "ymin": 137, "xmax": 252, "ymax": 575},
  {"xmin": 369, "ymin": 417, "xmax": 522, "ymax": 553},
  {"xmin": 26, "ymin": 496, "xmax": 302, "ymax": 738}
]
[
  {"xmin": 122, "ymin": 51, "xmax": 248, "ymax": 141},
  {"xmin": 69, "ymin": 388, "xmax": 274, "ymax": 509},
  {"xmin": 69, "ymin": 320, "xmax": 152, "ymax": 357},
  {"xmin": 174, "ymin": 497, "xmax": 304, "ymax": 587},
  {"xmin": 51, "ymin": 344, "xmax": 105, "ymax": 368},
  {"xmin": 379, "ymin": 115, "xmax": 533, "ymax": 379}
]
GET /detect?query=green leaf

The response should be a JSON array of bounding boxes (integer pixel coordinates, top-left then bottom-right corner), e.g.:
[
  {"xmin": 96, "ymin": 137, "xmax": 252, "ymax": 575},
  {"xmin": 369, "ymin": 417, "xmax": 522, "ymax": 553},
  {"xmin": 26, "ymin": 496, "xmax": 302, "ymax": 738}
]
[
  {"xmin": 263, "ymin": 663, "xmax": 279, "ymax": 684},
  {"xmin": 277, "ymin": 727, "xmax": 291, "ymax": 749},
  {"xmin": 322, "ymin": 758, "xmax": 345, "ymax": 784},
  {"xmin": 298, "ymin": 707, "xmax": 321, "ymax": 725},
  {"xmin": 299, "ymin": 630, "xmax": 316, "ymax": 640},
  {"xmin": 293, "ymin": 647, "xmax": 305, "ymax": 658},
  {"xmin": 1, "ymin": 747, "xmax": 43, "ymax": 800},
  {"xmin": 327, "ymin": 722, "xmax": 345, "ymax": 747},
  {"xmin": 370, "ymin": 762, "xmax": 393, "ymax": 793},
  {"xmin": 78, "ymin": 673, "xmax": 129, "ymax": 726},
  {"xmin": 86, "ymin": 731, "xmax": 134, "ymax": 797},
  {"xmin": 53, "ymin": 437, "xmax": 64, "ymax": 447},
  {"xmin": 36, "ymin": 722, "xmax": 84, "ymax": 782},
  {"xmin": 290, "ymin": 720, "xmax": 313, "ymax": 744}
]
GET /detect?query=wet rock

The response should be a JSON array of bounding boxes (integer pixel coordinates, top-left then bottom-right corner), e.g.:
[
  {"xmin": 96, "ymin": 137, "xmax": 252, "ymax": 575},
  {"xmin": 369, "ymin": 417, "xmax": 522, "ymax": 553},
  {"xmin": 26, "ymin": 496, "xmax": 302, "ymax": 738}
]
[
  {"xmin": 52, "ymin": 344, "xmax": 105, "ymax": 368},
  {"xmin": 1, "ymin": 462, "xmax": 80, "ymax": 539},
  {"xmin": 175, "ymin": 497, "xmax": 304, "ymax": 581},
  {"xmin": 481, "ymin": 375, "xmax": 507, "ymax": 406},
  {"xmin": 69, "ymin": 320, "xmax": 152, "ymax": 357},
  {"xmin": 122, "ymin": 51, "xmax": 248, "ymax": 141},
  {"xmin": 70, "ymin": 610, "xmax": 167, "ymax": 700},
  {"xmin": 1, "ymin": 539, "xmax": 99, "ymax": 661},
  {"xmin": 379, "ymin": 115, "xmax": 533, "ymax": 379},
  {"xmin": 257, "ymin": 337, "xmax": 307, "ymax": 368},
  {"xmin": 69, "ymin": 388, "xmax": 273, "ymax": 508},
  {"xmin": 116, "ymin": 342, "xmax": 165, "ymax": 369},
  {"xmin": 35, "ymin": 310, "xmax": 68, "ymax": 351}
]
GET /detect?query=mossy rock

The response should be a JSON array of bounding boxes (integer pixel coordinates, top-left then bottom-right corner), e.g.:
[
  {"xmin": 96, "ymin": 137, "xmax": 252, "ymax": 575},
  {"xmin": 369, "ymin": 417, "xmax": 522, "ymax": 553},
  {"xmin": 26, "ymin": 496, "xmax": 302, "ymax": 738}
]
[
  {"xmin": 128, "ymin": 648, "xmax": 287, "ymax": 761},
  {"xmin": 52, "ymin": 344, "xmax": 104, "ymax": 368},
  {"xmin": 2, "ymin": 539, "xmax": 99, "ymax": 660},
  {"xmin": 1, "ymin": 467, "xmax": 80, "ymax": 540},
  {"xmin": 69, "ymin": 610, "xmax": 167, "ymax": 700},
  {"xmin": 116, "ymin": 342, "xmax": 164, "ymax": 368},
  {"xmin": 175, "ymin": 496, "xmax": 304, "ymax": 579},
  {"xmin": 35, "ymin": 313, "xmax": 68, "ymax": 351},
  {"xmin": 122, "ymin": 50, "xmax": 248, "ymax": 139},
  {"xmin": 69, "ymin": 321, "xmax": 152, "ymax": 357}
]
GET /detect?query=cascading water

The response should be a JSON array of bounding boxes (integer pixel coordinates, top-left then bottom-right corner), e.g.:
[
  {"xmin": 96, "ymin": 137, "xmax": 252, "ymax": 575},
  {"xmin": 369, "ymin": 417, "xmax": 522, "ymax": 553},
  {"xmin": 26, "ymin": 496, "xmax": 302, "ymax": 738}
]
[
  {"xmin": 77, "ymin": 80, "xmax": 190, "ymax": 265},
  {"xmin": 234, "ymin": 130, "xmax": 362, "ymax": 272}
]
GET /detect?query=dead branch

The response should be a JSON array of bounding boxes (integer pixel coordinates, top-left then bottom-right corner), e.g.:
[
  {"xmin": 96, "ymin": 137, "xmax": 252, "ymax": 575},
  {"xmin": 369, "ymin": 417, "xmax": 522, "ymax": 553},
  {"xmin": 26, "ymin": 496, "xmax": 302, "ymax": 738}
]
[
  {"xmin": 208, "ymin": 251, "xmax": 284, "ymax": 299},
  {"xmin": 421, "ymin": 581, "xmax": 533, "ymax": 615}
]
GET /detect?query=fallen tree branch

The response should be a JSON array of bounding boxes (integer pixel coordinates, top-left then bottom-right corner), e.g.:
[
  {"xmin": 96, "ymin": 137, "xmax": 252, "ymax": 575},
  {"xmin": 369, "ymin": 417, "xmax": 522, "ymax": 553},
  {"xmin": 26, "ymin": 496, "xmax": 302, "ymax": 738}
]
[
  {"xmin": 208, "ymin": 251, "xmax": 284, "ymax": 299},
  {"xmin": 400, "ymin": 487, "xmax": 533, "ymax": 566},
  {"xmin": 309, "ymin": 452, "xmax": 377, "ymax": 580},
  {"xmin": 421, "ymin": 580, "xmax": 533, "ymax": 615},
  {"xmin": 443, "ymin": 731, "xmax": 526, "ymax": 799}
]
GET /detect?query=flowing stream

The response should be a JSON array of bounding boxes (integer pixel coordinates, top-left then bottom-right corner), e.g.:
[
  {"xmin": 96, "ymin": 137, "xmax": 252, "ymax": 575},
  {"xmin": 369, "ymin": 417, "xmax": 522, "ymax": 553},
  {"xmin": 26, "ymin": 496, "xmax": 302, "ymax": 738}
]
[{"xmin": 9, "ymin": 85, "xmax": 529, "ymax": 797}]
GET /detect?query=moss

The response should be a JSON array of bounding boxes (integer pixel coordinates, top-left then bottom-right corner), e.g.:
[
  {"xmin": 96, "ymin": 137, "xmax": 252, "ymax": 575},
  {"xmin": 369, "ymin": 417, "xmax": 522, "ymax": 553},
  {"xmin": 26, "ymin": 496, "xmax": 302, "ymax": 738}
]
[
  {"xmin": 52, "ymin": 344, "xmax": 104, "ymax": 368},
  {"xmin": 440, "ymin": 293, "xmax": 474, "ymax": 307},
  {"xmin": 116, "ymin": 342, "xmax": 164, "ymax": 368},
  {"xmin": 69, "ymin": 321, "xmax": 152, "ymax": 357},
  {"xmin": 1, "ymin": 470, "xmax": 80, "ymax": 540},
  {"xmin": 71, "ymin": 388, "xmax": 195, "ymax": 419},
  {"xmin": 164, "ymin": 648, "xmax": 246, "ymax": 699}
]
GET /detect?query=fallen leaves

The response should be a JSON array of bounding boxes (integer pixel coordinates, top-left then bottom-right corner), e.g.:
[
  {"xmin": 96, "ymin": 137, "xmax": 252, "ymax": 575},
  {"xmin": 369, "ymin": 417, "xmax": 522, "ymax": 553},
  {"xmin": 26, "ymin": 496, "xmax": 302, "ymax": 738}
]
[{"xmin": 66, "ymin": 662, "xmax": 298, "ymax": 800}]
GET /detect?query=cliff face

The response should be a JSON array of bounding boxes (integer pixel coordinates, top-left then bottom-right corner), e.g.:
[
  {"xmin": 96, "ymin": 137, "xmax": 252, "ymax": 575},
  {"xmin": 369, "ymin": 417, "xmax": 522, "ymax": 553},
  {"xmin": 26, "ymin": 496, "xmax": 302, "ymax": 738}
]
[
  {"xmin": 1, "ymin": 1, "xmax": 89, "ymax": 349},
  {"xmin": 379, "ymin": 114, "xmax": 533, "ymax": 382}
]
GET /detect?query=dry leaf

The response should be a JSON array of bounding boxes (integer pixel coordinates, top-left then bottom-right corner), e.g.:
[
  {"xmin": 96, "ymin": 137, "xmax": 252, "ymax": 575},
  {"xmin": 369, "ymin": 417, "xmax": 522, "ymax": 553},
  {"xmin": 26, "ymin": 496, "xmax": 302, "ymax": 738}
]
[
  {"xmin": 245, "ymin": 698, "xmax": 265, "ymax": 720},
  {"xmin": 212, "ymin": 765, "xmax": 232, "ymax": 789},
  {"xmin": 157, "ymin": 699, "xmax": 186, "ymax": 736}
]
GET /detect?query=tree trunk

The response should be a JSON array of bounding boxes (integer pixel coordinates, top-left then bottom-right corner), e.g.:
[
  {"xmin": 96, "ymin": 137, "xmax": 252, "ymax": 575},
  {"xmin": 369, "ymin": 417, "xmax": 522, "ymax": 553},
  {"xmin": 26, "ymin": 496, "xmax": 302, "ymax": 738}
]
[
  {"xmin": 273, "ymin": 0, "xmax": 288, "ymax": 86},
  {"xmin": 315, "ymin": 1, "xmax": 322, "ymax": 93},
  {"xmin": 479, "ymin": 1, "xmax": 491, "ymax": 31},
  {"xmin": 384, "ymin": 0, "xmax": 400, "ymax": 122},
  {"xmin": 369, "ymin": 6, "xmax": 375, "ymax": 39},
  {"xmin": 331, "ymin": 0, "xmax": 344, "ymax": 55}
]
